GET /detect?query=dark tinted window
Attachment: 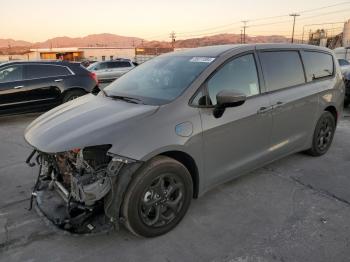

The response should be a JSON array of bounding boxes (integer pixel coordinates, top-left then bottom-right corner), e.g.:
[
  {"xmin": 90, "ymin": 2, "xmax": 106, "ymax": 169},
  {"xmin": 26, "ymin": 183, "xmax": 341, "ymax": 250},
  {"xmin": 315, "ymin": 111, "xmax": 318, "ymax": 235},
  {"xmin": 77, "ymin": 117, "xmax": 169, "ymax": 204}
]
[
  {"xmin": 338, "ymin": 59, "xmax": 350, "ymax": 66},
  {"xmin": 191, "ymin": 88, "xmax": 207, "ymax": 106},
  {"xmin": 93, "ymin": 62, "xmax": 107, "ymax": 70},
  {"xmin": 303, "ymin": 51, "xmax": 334, "ymax": 81},
  {"xmin": 207, "ymin": 54, "xmax": 259, "ymax": 105},
  {"xmin": 108, "ymin": 61, "xmax": 131, "ymax": 68},
  {"xmin": 0, "ymin": 65, "xmax": 23, "ymax": 82},
  {"xmin": 260, "ymin": 51, "xmax": 305, "ymax": 91},
  {"xmin": 25, "ymin": 64, "xmax": 71, "ymax": 79}
]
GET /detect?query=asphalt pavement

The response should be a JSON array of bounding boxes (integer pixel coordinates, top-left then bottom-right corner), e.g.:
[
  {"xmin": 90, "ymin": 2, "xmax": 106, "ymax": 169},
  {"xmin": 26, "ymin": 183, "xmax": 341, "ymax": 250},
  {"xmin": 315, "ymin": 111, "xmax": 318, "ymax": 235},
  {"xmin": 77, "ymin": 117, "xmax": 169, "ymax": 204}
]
[{"xmin": 0, "ymin": 108, "xmax": 349, "ymax": 262}]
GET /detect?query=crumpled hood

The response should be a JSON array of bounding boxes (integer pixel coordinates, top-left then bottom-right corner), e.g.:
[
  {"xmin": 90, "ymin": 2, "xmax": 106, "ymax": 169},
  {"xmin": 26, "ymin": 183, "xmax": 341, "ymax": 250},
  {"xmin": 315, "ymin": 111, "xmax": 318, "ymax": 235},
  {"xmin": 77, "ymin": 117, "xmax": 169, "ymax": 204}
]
[{"xmin": 25, "ymin": 94, "xmax": 158, "ymax": 153}]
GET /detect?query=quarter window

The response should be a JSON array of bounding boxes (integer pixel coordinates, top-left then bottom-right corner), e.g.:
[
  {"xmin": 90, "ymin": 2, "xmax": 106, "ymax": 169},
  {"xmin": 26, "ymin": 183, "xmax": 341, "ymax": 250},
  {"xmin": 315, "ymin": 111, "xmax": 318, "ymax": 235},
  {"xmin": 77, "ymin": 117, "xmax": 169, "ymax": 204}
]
[
  {"xmin": 25, "ymin": 65, "xmax": 71, "ymax": 79},
  {"xmin": 259, "ymin": 51, "xmax": 305, "ymax": 91},
  {"xmin": 207, "ymin": 54, "xmax": 260, "ymax": 105},
  {"xmin": 108, "ymin": 61, "xmax": 131, "ymax": 68},
  {"xmin": 303, "ymin": 51, "xmax": 334, "ymax": 81},
  {"xmin": 0, "ymin": 65, "xmax": 23, "ymax": 83}
]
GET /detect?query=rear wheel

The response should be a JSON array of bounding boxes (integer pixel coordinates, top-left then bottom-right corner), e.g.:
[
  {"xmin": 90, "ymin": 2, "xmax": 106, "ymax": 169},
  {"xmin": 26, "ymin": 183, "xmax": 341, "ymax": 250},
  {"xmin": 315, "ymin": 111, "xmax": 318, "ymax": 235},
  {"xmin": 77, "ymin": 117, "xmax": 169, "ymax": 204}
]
[
  {"xmin": 62, "ymin": 89, "xmax": 86, "ymax": 103},
  {"xmin": 122, "ymin": 156, "xmax": 193, "ymax": 237},
  {"xmin": 306, "ymin": 111, "xmax": 336, "ymax": 156}
]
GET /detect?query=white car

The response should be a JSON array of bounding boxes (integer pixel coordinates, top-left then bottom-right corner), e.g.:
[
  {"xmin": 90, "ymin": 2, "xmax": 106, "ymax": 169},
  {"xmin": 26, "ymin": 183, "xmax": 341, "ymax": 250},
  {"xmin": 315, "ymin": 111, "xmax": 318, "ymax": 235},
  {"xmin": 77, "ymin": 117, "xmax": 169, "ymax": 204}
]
[
  {"xmin": 338, "ymin": 59, "xmax": 350, "ymax": 74},
  {"xmin": 88, "ymin": 59, "xmax": 135, "ymax": 82}
]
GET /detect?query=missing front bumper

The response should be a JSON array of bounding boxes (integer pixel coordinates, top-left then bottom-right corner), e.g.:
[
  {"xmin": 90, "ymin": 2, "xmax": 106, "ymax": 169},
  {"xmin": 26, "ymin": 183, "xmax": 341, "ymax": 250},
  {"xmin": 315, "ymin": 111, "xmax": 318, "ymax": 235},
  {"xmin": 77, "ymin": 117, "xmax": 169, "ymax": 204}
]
[
  {"xmin": 35, "ymin": 181, "xmax": 114, "ymax": 234},
  {"xmin": 26, "ymin": 149, "xmax": 142, "ymax": 234}
]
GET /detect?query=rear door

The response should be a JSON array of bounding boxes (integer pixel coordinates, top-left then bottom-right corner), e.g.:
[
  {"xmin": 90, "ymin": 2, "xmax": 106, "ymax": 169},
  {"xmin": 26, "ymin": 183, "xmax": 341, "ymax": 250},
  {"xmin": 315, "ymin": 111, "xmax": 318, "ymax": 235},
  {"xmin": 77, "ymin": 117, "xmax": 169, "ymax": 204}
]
[
  {"xmin": 0, "ymin": 64, "xmax": 28, "ymax": 113},
  {"xmin": 258, "ymin": 50, "xmax": 318, "ymax": 156},
  {"xmin": 107, "ymin": 61, "xmax": 133, "ymax": 79},
  {"xmin": 22, "ymin": 64, "xmax": 71, "ymax": 107},
  {"xmin": 197, "ymin": 52, "xmax": 273, "ymax": 186},
  {"xmin": 91, "ymin": 62, "xmax": 109, "ymax": 80}
]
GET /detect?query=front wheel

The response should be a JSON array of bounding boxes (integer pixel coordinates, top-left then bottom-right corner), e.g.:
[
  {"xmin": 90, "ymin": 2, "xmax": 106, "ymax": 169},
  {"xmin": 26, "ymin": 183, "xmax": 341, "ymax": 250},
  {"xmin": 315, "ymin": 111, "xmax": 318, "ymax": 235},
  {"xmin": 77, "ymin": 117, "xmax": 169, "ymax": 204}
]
[
  {"xmin": 122, "ymin": 156, "xmax": 193, "ymax": 237},
  {"xmin": 306, "ymin": 111, "xmax": 336, "ymax": 156}
]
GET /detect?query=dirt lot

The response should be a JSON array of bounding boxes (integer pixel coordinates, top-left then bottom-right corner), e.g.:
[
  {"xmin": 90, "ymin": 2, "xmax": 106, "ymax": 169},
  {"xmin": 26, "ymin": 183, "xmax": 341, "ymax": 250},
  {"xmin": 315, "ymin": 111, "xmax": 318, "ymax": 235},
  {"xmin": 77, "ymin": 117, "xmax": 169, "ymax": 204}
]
[{"xmin": 0, "ymin": 108, "xmax": 350, "ymax": 262}]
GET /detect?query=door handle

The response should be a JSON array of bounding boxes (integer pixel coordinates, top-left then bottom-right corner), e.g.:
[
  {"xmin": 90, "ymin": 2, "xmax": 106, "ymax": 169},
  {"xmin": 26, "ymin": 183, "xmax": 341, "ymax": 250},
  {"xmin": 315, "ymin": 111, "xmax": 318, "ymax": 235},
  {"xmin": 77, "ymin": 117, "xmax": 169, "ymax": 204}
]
[
  {"xmin": 13, "ymin": 85, "xmax": 24, "ymax": 89},
  {"xmin": 257, "ymin": 106, "xmax": 273, "ymax": 114},
  {"xmin": 54, "ymin": 79, "xmax": 63, "ymax": 82},
  {"xmin": 273, "ymin": 101, "xmax": 284, "ymax": 109}
]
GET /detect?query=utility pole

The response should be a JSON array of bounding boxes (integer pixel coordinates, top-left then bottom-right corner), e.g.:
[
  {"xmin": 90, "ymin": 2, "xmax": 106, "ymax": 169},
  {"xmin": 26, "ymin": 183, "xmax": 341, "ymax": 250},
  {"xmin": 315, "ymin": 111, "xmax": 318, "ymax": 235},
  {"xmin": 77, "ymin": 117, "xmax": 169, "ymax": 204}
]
[
  {"xmin": 290, "ymin": 13, "xmax": 300, "ymax": 43},
  {"xmin": 242, "ymin": 21, "xmax": 248, "ymax": 44},
  {"xmin": 170, "ymin": 31, "xmax": 176, "ymax": 49},
  {"xmin": 240, "ymin": 29, "xmax": 243, "ymax": 44},
  {"xmin": 8, "ymin": 43, "xmax": 11, "ymax": 61}
]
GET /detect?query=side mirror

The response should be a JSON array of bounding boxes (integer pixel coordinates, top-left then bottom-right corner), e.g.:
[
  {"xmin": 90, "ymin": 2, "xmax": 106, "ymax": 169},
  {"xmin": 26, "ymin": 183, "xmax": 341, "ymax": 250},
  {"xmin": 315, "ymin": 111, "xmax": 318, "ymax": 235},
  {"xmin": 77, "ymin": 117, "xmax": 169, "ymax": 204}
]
[{"xmin": 213, "ymin": 90, "xmax": 246, "ymax": 118}]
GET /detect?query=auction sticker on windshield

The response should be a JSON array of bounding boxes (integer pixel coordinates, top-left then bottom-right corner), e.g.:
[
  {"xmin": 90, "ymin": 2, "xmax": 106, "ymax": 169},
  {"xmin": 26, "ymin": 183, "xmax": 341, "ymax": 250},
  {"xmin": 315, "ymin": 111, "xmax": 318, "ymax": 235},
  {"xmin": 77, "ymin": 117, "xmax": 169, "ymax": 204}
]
[{"xmin": 190, "ymin": 57, "xmax": 216, "ymax": 63}]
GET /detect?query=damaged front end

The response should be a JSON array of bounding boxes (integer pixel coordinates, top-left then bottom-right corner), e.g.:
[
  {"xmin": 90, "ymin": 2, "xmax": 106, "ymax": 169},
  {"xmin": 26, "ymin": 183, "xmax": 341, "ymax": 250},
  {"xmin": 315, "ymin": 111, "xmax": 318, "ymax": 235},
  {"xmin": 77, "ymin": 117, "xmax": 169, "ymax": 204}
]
[{"xmin": 26, "ymin": 145, "xmax": 142, "ymax": 234}]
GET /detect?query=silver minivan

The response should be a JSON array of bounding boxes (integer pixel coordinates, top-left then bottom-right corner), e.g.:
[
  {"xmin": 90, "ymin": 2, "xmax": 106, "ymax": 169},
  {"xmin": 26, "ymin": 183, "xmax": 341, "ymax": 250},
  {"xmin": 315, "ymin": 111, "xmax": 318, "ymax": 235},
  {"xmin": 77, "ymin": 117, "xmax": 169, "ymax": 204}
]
[{"xmin": 25, "ymin": 44, "xmax": 344, "ymax": 237}]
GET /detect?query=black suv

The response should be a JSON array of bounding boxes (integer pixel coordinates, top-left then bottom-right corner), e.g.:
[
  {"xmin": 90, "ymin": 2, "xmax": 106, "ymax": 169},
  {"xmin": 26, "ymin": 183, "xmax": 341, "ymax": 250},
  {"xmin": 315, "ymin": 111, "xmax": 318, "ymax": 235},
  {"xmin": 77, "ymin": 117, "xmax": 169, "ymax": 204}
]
[{"xmin": 0, "ymin": 61, "xmax": 99, "ymax": 115}]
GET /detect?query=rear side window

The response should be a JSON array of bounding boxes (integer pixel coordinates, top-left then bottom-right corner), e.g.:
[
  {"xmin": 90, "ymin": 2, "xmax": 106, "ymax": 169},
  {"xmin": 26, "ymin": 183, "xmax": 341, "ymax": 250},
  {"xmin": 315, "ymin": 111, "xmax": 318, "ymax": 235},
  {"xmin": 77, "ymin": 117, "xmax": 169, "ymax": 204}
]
[
  {"xmin": 25, "ymin": 65, "xmax": 71, "ymax": 79},
  {"xmin": 0, "ymin": 65, "xmax": 23, "ymax": 83},
  {"xmin": 108, "ymin": 61, "xmax": 131, "ymax": 68},
  {"xmin": 303, "ymin": 51, "xmax": 334, "ymax": 81},
  {"xmin": 259, "ymin": 51, "xmax": 305, "ymax": 92},
  {"xmin": 89, "ymin": 62, "xmax": 107, "ymax": 70}
]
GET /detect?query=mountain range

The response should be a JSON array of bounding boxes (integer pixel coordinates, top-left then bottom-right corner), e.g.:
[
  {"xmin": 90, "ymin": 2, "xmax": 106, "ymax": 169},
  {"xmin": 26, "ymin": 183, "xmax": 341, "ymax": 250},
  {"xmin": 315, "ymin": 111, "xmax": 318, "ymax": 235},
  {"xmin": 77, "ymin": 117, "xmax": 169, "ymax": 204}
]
[{"xmin": 0, "ymin": 33, "xmax": 292, "ymax": 54}]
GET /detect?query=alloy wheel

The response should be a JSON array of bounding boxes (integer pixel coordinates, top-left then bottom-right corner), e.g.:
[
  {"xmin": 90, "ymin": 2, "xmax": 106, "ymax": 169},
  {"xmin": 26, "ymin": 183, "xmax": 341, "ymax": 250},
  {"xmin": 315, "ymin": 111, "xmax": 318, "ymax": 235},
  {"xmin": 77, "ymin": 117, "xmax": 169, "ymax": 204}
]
[
  {"xmin": 139, "ymin": 174, "xmax": 184, "ymax": 228},
  {"xmin": 317, "ymin": 117, "xmax": 333, "ymax": 151}
]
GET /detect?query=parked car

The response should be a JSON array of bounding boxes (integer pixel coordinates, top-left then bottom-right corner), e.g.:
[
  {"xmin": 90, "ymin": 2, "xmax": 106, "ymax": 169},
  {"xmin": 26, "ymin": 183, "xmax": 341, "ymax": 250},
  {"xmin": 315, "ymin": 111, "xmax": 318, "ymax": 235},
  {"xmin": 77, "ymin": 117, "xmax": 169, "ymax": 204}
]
[
  {"xmin": 0, "ymin": 61, "xmax": 99, "ymax": 115},
  {"xmin": 338, "ymin": 59, "xmax": 350, "ymax": 107},
  {"xmin": 87, "ymin": 58, "xmax": 135, "ymax": 82},
  {"xmin": 25, "ymin": 44, "xmax": 344, "ymax": 237}
]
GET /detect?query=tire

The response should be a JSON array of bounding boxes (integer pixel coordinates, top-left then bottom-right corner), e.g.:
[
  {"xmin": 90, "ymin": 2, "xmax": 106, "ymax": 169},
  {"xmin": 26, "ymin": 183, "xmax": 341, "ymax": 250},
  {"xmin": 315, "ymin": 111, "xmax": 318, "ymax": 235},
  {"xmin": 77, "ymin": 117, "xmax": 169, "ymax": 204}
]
[
  {"xmin": 306, "ymin": 111, "xmax": 336, "ymax": 156},
  {"xmin": 122, "ymin": 156, "xmax": 193, "ymax": 237},
  {"xmin": 62, "ymin": 89, "xmax": 86, "ymax": 103}
]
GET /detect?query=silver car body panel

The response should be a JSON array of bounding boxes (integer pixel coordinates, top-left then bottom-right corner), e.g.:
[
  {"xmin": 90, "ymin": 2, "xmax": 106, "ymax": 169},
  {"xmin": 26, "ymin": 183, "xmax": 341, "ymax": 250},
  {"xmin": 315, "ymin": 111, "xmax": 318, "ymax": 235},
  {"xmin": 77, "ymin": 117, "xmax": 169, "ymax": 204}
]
[
  {"xmin": 25, "ymin": 44, "xmax": 345, "ymax": 196},
  {"xmin": 88, "ymin": 61, "xmax": 135, "ymax": 81}
]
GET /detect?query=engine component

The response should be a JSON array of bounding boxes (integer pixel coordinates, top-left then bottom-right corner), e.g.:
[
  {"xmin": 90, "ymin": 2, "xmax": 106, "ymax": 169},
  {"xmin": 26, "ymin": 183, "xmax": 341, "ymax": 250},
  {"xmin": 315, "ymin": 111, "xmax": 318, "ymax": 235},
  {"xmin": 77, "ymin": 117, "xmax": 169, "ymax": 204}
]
[{"xmin": 70, "ymin": 168, "xmax": 111, "ymax": 206}]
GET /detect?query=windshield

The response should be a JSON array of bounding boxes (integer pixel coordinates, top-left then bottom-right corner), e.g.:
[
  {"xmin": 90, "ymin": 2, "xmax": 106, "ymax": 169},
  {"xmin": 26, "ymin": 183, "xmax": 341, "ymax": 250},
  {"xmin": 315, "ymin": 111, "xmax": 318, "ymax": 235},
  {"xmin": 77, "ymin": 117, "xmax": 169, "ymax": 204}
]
[{"xmin": 103, "ymin": 55, "xmax": 214, "ymax": 105}]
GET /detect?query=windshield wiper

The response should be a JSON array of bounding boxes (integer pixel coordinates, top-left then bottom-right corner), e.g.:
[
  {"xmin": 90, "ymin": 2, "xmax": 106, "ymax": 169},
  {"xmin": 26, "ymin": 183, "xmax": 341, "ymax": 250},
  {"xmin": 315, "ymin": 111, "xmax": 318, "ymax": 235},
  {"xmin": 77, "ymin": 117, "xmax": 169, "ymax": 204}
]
[
  {"xmin": 102, "ymin": 89, "xmax": 144, "ymax": 104},
  {"xmin": 109, "ymin": 95, "xmax": 144, "ymax": 104}
]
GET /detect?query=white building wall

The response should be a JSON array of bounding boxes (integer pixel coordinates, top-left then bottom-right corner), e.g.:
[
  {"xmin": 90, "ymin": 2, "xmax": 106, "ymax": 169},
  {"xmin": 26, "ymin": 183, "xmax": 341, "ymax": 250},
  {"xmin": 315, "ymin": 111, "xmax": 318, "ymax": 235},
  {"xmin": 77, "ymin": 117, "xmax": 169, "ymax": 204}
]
[
  {"xmin": 79, "ymin": 48, "xmax": 135, "ymax": 61},
  {"xmin": 343, "ymin": 20, "xmax": 350, "ymax": 47}
]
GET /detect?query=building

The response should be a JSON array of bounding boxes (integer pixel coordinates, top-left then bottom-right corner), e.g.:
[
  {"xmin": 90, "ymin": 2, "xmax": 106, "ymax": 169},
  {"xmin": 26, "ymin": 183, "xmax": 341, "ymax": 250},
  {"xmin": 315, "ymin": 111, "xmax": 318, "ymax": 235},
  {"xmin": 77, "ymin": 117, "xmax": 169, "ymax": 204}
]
[
  {"xmin": 0, "ymin": 46, "xmax": 175, "ymax": 63},
  {"xmin": 27, "ymin": 47, "xmax": 136, "ymax": 61}
]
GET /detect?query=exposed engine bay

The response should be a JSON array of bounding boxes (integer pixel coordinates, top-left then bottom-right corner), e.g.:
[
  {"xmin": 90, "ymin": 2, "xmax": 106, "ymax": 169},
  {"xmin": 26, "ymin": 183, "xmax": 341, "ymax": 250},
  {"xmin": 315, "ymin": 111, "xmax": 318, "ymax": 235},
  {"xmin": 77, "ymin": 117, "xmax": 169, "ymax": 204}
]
[{"xmin": 26, "ymin": 145, "xmax": 142, "ymax": 234}]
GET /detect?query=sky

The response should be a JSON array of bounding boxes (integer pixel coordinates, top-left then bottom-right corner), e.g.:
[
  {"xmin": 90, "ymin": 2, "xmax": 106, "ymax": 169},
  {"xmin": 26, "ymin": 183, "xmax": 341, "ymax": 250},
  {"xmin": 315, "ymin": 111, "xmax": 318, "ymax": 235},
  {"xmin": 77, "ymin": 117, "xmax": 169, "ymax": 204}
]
[{"xmin": 0, "ymin": 0, "xmax": 349, "ymax": 42}]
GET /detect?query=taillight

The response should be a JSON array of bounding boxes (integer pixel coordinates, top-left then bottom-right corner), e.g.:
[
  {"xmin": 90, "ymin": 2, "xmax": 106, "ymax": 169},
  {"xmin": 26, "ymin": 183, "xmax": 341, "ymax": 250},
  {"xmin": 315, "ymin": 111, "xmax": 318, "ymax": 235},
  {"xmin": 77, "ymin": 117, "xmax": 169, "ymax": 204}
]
[{"xmin": 89, "ymin": 72, "xmax": 98, "ymax": 84}]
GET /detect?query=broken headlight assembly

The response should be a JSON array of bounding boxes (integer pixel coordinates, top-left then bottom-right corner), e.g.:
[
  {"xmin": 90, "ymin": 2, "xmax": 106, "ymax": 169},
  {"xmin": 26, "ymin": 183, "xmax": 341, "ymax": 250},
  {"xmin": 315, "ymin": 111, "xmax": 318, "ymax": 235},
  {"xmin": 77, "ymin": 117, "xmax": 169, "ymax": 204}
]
[{"xmin": 26, "ymin": 145, "xmax": 142, "ymax": 234}]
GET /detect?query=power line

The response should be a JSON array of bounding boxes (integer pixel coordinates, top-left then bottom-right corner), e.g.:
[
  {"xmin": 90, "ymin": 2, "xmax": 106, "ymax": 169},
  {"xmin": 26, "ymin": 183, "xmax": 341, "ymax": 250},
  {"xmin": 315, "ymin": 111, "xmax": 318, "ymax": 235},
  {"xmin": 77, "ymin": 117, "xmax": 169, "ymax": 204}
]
[
  {"xmin": 144, "ymin": 1, "xmax": 350, "ymax": 41},
  {"xmin": 299, "ymin": 7, "xmax": 350, "ymax": 20},
  {"xmin": 174, "ymin": 1, "xmax": 350, "ymax": 37}
]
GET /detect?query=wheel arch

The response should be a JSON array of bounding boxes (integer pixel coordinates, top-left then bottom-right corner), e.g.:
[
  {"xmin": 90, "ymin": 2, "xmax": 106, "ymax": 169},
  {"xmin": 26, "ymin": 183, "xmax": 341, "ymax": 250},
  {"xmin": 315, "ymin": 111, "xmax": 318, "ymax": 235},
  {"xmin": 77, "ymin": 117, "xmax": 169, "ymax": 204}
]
[
  {"xmin": 61, "ymin": 87, "xmax": 88, "ymax": 96},
  {"xmin": 158, "ymin": 150, "xmax": 200, "ymax": 198},
  {"xmin": 61, "ymin": 87, "xmax": 88, "ymax": 100},
  {"xmin": 324, "ymin": 105, "xmax": 338, "ymax": 124}
]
